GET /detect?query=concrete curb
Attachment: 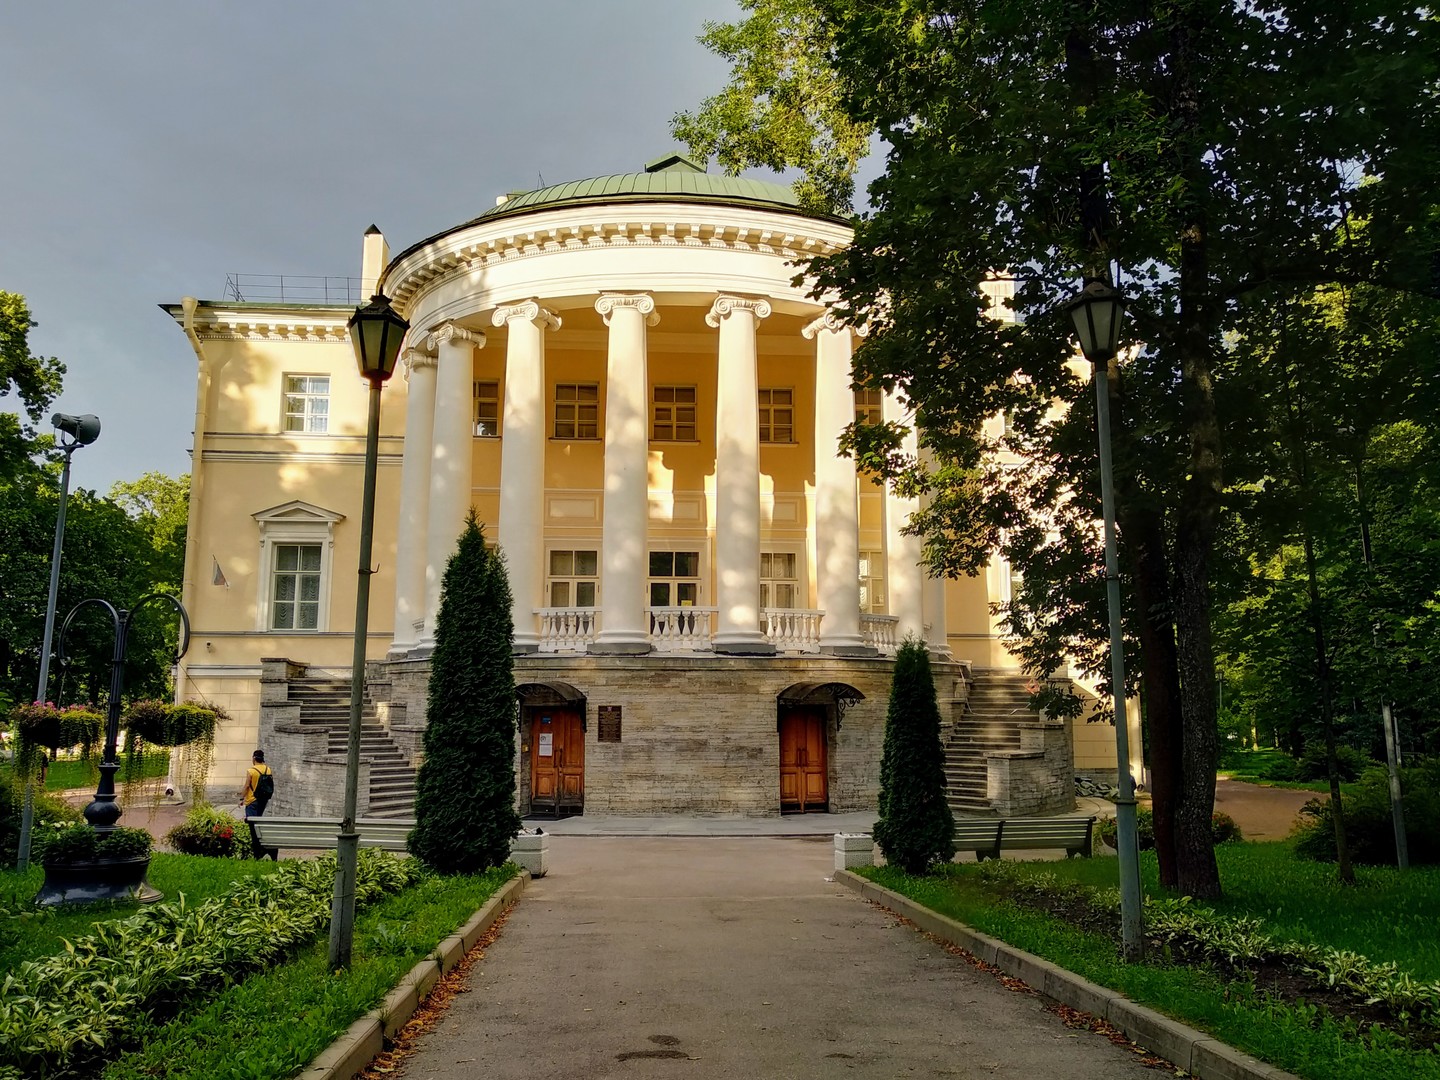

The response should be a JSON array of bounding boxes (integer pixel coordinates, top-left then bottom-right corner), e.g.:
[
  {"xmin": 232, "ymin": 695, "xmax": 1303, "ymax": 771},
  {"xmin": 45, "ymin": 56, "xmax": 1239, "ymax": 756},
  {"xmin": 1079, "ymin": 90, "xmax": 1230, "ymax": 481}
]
[
  {"xmin": 297, "ymin": 871, "xmax": 529, "ymax": 1080},
  {"xmin": 835, "ymin": 870, "xmax": 1301, "ymax": 1080}
]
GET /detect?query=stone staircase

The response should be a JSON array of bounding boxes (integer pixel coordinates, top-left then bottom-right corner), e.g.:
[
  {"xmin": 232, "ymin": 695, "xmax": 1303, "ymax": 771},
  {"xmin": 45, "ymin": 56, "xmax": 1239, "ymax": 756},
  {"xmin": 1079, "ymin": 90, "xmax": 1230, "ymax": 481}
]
[
  {"xmin": 290, "ymin": 677, "xmax": 418, "ymax": 818},
  {"xmin": 944, "ymin": 670, "xmax": 1040, "ymax": 815}
]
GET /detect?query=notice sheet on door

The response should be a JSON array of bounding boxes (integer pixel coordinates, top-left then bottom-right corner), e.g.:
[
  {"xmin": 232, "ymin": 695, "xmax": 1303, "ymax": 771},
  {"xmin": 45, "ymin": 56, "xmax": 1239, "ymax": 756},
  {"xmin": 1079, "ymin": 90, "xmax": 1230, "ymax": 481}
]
[{"xmin": 538, "ymin": 732, "xmax": 554, "ymax": 756}]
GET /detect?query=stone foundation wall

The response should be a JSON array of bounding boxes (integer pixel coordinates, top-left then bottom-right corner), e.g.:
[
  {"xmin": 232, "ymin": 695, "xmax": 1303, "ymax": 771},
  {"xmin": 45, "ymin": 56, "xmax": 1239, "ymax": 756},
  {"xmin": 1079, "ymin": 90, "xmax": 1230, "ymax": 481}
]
[
  {"xmin": 381, "ymin": 652, "xmax": 968, "ymax": 817},
  {"xmin": 986, "ymin": 718, "xmax": 1076, "ymax": 816}
]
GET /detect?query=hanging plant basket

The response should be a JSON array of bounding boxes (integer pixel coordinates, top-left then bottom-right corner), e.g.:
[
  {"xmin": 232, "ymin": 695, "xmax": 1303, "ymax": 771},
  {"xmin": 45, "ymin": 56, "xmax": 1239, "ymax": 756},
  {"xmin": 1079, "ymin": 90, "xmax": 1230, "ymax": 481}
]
[
  {"xmin": 122, "ymin": 700, "xmax": 225, "ymax": 806},
  {"xmin": 8, "ymin": 703, "xmax": 104, "ymax": 781}
]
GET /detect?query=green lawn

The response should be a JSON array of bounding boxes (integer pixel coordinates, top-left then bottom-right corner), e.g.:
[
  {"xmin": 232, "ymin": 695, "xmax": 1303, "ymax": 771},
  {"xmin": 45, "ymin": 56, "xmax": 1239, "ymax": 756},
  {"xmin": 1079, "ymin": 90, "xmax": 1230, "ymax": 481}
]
[
  {"xmin": 0, "ymin": 750, "xmax": 170, "ymax": 792},
  {"xmin": 859, "ymin": 843, "xmax": 1440, "ymax": 1080},
  {"xmin": 1218, "ymin": 748, "xmax": 1360, "ymax": 795}
]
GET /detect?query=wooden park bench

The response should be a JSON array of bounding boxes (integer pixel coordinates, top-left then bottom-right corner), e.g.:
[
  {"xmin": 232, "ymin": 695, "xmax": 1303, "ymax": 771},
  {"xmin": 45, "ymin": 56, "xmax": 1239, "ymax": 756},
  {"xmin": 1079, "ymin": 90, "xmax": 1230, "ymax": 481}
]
[
  {"xmin": 247, "ymin": 817, "xmax": 550, "ymax": 876},
  {"xmin": 248, "ymin": 817, "xmax": 414, "ymax": 854},
  {"xmin": 953, "ymin": 815, "xmax": 1096, "ymax": 861}
]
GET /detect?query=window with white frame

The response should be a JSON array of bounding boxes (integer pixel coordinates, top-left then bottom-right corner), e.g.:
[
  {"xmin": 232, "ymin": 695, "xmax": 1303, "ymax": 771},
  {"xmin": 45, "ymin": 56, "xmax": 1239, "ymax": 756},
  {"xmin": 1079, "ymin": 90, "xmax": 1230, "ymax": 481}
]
[
  {"xmin": 758, "ymin": 387, "xmax": 794, "ymax": 443},
  {"xmin": 253, "ymin": 500, "xmax": 342, "ymax": 633},
  {"xmin": 554, "ymin": 383, "xmax": 599, "ymax": 439},
  {"xmin": 760, "ymin": 551, "xmax": 799, "ymax": 608},
  {"xmin": 283, "ymin": 375, "xmax": 330, "ymax": 433},
  {"xmin": 854, "ymin": 388, "xmax": 882, "ymax": 427},
  {"xmin": 271, "ymin": 544, "xmax": 322, "ymax": 630},
  {"xmin": 648, "ymin": 550, "xmax": 700, "ymax": 607},
  {"xmin": 858, "ymin": 549, "xmax": 886, "ymax": 614},
  {"xmin": 652, "ymin": 385, "xmax": 696, "ymax": 441},
  {"xmin": 548, "ymin": 549, "xmax": 598, "ymax": 607},
  {"xmin": 474, "ymin": 380, "xmax": 500, "ymax": 437}
]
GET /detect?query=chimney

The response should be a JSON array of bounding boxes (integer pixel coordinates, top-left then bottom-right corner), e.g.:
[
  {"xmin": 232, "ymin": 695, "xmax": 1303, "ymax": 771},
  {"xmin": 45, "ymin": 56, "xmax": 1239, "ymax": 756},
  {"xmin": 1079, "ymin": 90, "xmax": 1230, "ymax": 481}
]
[{"xmin": 361, "ymin": 225, "xmax": 388, "ymax": 297}]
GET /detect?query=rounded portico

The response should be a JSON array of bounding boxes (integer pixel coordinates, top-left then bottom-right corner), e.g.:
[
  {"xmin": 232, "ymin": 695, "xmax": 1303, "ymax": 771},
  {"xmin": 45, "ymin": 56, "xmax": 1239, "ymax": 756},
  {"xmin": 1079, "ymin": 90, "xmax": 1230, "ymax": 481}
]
[{"xmin": 379, "ymin": 154, "xmax": 940, "ymax": 664}]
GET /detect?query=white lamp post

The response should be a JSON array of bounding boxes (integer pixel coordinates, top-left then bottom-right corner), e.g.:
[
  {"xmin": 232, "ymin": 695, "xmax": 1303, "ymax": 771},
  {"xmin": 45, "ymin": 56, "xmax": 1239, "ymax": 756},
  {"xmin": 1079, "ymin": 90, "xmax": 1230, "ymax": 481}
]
[
  {"xmin": 329, "ymin": 293, "xmax": 408, "ymax": 971},
  {"xmin": 1064, "ymin": 278, "xmax": 1145, "ymax": 961}
]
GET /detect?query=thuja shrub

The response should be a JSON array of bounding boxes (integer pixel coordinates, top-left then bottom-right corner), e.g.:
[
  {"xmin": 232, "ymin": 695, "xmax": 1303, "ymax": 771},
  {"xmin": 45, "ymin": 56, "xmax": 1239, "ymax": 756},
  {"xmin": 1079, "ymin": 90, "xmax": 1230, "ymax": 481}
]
[
  {"xmin": 164, "ymin": 803, "xmax": 246, "ymax": 858},
  {"xmin": 411, "ymin": 512, "xmax": 521, "ymax": 873},
  {"xmin": 873, "ymin": 637, "xmax": 955, "ymax": 874},
  {"xmin": 0, "ymin": 849, "xmax": 419, "ymax": 1078}
]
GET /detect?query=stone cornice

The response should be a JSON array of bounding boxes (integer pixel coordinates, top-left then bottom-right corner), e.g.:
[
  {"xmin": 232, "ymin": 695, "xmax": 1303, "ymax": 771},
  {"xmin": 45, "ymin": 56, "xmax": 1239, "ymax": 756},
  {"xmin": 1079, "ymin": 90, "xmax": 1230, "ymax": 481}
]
[
  {"xmin": 167, "ymin": 305, "xmax": 352, "ymax": 343},
  {"xmin": 595, "ymin": 292, "xmax": 660, "ymax": 327},
  {"xmin": 426, "ymin": 322, "xmax": 486, "ymax": 352},
  {"xmin": 492, "ymin": 299, "xmax": 561, "ymax": 331},
  {"xmin": 706, "ymin": 295, "xmax": 772, "ymax": 327},
  {"xmin": 383, "ymin": 204, "xmax": 853, "ymax": 316}
]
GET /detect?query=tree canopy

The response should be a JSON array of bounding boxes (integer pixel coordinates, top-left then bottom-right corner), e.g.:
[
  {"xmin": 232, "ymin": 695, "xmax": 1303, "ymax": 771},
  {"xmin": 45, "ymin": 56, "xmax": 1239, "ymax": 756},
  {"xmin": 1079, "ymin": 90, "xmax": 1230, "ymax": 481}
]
[{"xmin": 677, "ymin": 0, "xmax": 1440, "ymax": 897}]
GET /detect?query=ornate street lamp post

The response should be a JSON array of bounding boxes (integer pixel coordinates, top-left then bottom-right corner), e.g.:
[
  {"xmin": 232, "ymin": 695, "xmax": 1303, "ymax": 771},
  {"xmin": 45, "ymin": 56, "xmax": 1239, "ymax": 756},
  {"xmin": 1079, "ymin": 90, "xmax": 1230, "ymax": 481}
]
[
  {"xmin": 329, "ymin": 292, "xmax": 408, "ymax": 971},
  {"xmin": 17, "ymin": 412, "xmax": 101, "ymax": 872},
  {"xmin": 1064, "ymin": 278, "xmax": 1145, "ymax": 960}
]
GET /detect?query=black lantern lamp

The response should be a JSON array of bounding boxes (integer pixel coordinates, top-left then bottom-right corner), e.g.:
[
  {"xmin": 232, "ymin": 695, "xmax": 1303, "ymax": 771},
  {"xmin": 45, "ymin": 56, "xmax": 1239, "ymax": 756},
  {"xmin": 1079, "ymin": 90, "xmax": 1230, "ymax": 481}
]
[
  {"xmin": 346, "ymin": 293, "xmax": 409, "ymax": 384},
  {"xmin": 1064, "ymin": 278, "xmax": 1127, "ymax": 364}
]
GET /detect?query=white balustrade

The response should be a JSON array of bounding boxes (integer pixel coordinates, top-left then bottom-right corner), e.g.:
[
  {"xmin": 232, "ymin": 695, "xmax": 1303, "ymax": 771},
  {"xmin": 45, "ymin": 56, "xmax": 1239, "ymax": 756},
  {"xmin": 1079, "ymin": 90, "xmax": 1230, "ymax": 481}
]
[
  {"xmin": 647, "ymin": 607, "xmax": 716, "ymax": 652},
  {"xmin": 763, "ymin": 609, "xmax": 823, "ymax": 653},
  {"xmin": 860, "ymin": 614, "xmax": 900, "ymax": 655},
  {"xmin": 535, "ymin": 607, "xmax": 599, "ymax": 653}
]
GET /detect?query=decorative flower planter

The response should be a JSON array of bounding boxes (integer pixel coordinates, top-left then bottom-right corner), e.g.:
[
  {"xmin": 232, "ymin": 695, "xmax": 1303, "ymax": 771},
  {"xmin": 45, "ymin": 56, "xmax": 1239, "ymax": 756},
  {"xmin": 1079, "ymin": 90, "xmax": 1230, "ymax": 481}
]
[{"xmin": 34, "ymin": 855, "xmax": 164, "ymax": 907}]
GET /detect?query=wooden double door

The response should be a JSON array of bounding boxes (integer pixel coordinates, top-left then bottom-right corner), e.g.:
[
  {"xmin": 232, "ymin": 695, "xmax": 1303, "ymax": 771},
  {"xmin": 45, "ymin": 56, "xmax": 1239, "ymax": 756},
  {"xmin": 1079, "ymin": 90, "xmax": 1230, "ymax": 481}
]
[
  {"xmin": 779, "ymin": 708, "xmax": 829, "ymax": 813},
  {"xmin": 529, "ymin": 709, "xmax": 584, "ymax": 815}
]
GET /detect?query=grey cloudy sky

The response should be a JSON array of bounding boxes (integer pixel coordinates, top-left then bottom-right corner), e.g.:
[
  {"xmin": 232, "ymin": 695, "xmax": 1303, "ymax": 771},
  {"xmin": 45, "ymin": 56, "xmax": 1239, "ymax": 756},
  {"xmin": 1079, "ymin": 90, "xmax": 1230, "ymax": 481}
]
[{"xmin": 0, "ymin": 0, "xmax": 743, "ymax": 493}]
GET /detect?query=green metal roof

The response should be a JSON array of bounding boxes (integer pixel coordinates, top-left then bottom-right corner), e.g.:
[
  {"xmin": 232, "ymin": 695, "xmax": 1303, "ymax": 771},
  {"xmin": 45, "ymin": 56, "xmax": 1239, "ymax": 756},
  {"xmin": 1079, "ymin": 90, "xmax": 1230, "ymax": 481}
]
[{"xmin": 470, "ymin": 154, "xmax": 834, "ymax": 225}]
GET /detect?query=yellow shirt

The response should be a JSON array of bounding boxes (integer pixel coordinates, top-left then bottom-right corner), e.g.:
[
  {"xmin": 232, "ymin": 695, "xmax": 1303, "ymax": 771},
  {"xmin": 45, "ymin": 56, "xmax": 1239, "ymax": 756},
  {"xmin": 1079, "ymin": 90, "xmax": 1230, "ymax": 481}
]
[{"xmin": 242, "ymin": 763, "xmax": 272, "ymax": 806}]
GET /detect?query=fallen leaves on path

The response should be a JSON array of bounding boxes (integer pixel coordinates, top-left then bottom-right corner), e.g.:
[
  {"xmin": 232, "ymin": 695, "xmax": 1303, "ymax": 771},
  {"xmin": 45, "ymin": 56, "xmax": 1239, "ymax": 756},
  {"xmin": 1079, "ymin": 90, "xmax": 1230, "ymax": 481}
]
[{"xmin": 357, "ymin": 908, "xmax": 514, "ymax": 1080}]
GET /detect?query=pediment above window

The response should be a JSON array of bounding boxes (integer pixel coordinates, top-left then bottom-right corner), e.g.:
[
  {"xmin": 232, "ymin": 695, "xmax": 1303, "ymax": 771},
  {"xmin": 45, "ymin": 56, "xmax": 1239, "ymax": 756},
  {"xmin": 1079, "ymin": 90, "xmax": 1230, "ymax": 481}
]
[{"xmin": 252, "ymin": 501, "xmax": 346, "ymax": 527}]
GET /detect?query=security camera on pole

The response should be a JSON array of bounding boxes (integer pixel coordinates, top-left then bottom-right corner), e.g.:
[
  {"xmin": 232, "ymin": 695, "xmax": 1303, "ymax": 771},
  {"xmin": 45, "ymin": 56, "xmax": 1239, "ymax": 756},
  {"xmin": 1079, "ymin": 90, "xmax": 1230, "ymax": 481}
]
[{"xmin": 16, "ymin": 412, "xmax": 101, "ymax": 871}]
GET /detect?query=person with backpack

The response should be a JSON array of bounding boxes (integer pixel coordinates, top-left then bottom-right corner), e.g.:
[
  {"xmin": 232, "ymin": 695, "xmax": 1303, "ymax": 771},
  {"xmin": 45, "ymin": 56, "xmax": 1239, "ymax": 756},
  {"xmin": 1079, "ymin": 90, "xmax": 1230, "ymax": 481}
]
[{"xmin": 239, "ymin": 749, "xmax": 279, "ymax": 860}]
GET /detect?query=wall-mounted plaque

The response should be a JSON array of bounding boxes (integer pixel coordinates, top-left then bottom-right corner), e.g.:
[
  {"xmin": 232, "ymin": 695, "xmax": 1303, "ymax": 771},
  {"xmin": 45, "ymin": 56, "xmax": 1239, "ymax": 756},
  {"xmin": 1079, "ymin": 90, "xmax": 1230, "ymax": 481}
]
[{"xmin": 597, "ymin": 705, "xmax": 622, "ymax": 743}]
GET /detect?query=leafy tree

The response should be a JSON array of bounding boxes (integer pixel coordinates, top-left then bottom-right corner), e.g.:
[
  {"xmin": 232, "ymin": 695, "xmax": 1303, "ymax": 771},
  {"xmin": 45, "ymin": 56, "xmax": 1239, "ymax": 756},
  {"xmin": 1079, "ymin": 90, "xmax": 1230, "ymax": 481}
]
[
  {"xmin": 109, "ymin": 472, "xmax": 189, "ymax": 593},
  {"xmin": 411, "ymin": 512, "xmax": 521, "ymax": 873},
  {"xmin": 0, "ymin": 291, "xmax": 64, "ymax": 481},
  {"xmin": 678, "ymin": 0, "xmax": 1439, "ymax": 898},
  {"xmin": 874, "ymin": 638, "xmax": 955, "ymax": 874}
]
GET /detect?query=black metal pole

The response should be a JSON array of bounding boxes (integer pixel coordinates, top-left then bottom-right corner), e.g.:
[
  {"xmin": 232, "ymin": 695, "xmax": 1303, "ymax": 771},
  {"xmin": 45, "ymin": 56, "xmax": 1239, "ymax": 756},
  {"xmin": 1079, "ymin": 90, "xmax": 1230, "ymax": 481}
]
[{"xmin": 329, "ymin": 376, "xmax": 383, "ymax": 971}]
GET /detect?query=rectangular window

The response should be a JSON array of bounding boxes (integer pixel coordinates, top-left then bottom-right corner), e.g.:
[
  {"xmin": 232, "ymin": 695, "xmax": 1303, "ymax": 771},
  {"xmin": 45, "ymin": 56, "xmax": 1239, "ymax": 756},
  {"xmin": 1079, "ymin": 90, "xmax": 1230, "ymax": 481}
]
[
  {"xmin": 554, "ymin": 383, "xmax": 599, "ymax": 439},
  {"xmin": 758, "ymin": 388, "xmax": 794, "ymax": 443},
  {"xmin": 548, "ymin": 549, "xmax": 598, "ymax": 607},
  {"xmin": 283, "ymin": 375, "xmax": 330, "ymax": 434},
  {"xmin": 474, "ymin": 380, "xmax": 500, "ymax": 437},
  {"xmin": 648, "ymin": 550, "xmax": 700, "ymax": 607},
  {"xmin": 858, "ymin": 549, "xmax": 886, "ymax": 614},
  {"xmin": 855, "ymin": 388, "xmax": 882, "ymax": 427},
  {"xmin": 271, "ymin": 543, "xmax": 322, "ymax": 630},
  {"xmin": 652, "ymin": 385, "xmax": 697, "ymax": 441},
  {"xmin": 760, "ymin": 551, "xmax": 798, "ymax": 609}
]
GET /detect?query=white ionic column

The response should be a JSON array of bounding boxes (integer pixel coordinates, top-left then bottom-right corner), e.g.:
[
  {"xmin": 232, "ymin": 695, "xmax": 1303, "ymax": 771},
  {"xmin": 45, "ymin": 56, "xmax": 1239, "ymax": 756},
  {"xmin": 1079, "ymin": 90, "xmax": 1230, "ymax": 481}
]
[
  {"xmin": 389, "ymin": 348, "xmax": 437, "ymax": 656},
  {"xmin": 421, "ymin": 322, "xmax": 483, "ymax": 647},
  {"xmin": 708, "ymin": 294, "xmax": 775, "ymax": 654},
  {"xmin": 918, "ymin": 448, "xmax": 953, "ymax": 659},
  {"xmin": 804, "ymin": 312, "xmax": 869, "ymax": 655},
  {"xmin": 493, "ymin": 300, "xmax": 560, "ymax": 652},
  {"xmin": 883, "ymin": 389, "xmax": 925, "ymax": 643},
  {"xmin": 590, "ymin": 293, "xmax": 657, "ymax": 654}
]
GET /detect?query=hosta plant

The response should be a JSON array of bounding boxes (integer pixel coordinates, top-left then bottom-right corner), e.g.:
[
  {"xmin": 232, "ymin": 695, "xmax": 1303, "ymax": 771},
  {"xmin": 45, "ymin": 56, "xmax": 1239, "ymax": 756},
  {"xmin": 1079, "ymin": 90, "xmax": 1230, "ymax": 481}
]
[{"xmin": 0, "ymin": 849, "xmax": 421, "ymax": 1078}]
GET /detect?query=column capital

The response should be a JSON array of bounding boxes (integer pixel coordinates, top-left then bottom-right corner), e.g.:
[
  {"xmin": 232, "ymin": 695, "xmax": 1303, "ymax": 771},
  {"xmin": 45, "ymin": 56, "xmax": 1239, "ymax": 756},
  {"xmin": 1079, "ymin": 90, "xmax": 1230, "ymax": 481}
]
[
  {"xmin": 595, "ymin": 292, "xmax": 659, "ymax": 326},
  {"xmin": 706, "ymin": 294, "xmax": 772, "ymax": 327},
  {"xmin": 426, "ymin": 321, "xmax": 486, "ymax": 352},
  {"xmin": 492, "ymin": 299, "xmax": 561, "ymax": 332},
  {"xmin": 402, "ymin": 348, "xmax": 438, "ymax": 378},
  {"xmin": 802, "ymin": 310, "xmax": 868, "ymax": 340}
]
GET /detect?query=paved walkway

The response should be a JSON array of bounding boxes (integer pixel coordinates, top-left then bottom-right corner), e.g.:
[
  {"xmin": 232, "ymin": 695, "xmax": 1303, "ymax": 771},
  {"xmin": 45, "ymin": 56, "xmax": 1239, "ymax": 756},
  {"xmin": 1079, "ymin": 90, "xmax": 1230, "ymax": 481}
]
[{"xmin": 392, "ymin": 836, "xmax": 1160, "ymax": 1080}]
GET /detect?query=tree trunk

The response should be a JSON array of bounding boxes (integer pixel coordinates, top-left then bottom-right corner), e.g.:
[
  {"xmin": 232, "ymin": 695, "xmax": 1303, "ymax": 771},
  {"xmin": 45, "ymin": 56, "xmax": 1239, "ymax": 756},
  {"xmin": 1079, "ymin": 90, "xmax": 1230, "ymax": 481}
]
[{"xmin": 1125, "ymin": 507, "xmax": 1183, "ymax": 888}]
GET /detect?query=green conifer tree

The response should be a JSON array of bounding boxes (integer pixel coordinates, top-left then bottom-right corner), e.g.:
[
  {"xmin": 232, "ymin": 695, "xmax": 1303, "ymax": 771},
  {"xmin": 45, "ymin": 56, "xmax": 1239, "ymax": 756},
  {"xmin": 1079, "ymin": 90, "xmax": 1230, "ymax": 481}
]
[
  {"xmin": 874, "ymin": 637, "xmax": 955, "ymax": 874},
  {"xmin": 411, "ymin": 512, "xmax": 521, "ymax": 872}
]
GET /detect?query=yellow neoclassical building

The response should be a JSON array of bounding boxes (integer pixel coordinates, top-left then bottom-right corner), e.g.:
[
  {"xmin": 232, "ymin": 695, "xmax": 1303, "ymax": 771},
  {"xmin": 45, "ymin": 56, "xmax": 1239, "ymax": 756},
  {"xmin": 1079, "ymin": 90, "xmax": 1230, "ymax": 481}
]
[{"xmin": 167, "ymin": 155, "xmax": 1121, "ymax": 819}]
